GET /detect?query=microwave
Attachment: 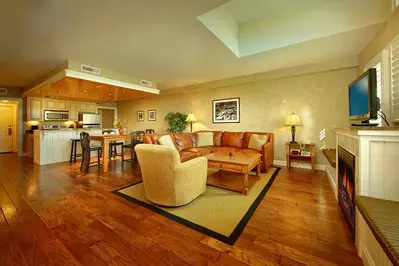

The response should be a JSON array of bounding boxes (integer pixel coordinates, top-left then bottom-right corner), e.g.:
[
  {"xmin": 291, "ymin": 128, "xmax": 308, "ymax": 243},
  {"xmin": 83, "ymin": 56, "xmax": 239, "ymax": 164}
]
[{"xmin": 44, "ymin": 110, "xmax": 69, "ymax": 121}]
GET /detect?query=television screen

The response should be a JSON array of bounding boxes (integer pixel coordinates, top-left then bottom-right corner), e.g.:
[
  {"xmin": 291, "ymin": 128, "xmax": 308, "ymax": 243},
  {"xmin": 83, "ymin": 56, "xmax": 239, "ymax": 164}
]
[{"xmin": 349, "ymin": 75, "xmax": 369, "ymax": 117}]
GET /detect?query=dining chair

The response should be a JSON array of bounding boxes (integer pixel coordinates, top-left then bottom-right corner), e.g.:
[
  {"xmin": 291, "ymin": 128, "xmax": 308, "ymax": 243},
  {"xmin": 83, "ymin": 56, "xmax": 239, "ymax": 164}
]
[
  {"xmin": 102, "ymin": 129, "xmax": 124, "ymax": 160},
  {"xmin": 122, "ymin": 131, "xmax": 145, "ymax": 166},
  {"xmin": 145, "ymin": 129, "xmax": 155, "ymax": 134},
  {"xmin": 80, "ymin": 132, "xmax": 102, "ymax": 174}
]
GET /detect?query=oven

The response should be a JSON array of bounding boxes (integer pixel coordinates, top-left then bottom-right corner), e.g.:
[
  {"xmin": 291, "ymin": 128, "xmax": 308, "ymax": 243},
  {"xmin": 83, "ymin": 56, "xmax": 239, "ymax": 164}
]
[{"xmin": 44, "ymin": 110, "xmax": 69, "ymax": 121}]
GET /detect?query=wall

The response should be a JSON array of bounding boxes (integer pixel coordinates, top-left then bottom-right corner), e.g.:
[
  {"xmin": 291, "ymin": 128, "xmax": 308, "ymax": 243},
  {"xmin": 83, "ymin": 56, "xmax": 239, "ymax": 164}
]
[
  {"xmin": 118, "ymin": 66, "xmax": 357, "ymax": 164},
  {"xmin": 358, "ymin": 8, "xmax": 399, "ymax": 71}
]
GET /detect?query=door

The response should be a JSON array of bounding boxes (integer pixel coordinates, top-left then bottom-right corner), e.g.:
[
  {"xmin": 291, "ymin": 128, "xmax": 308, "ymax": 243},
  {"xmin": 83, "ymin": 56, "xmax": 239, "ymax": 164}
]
[
  {"xmin": 0, "ymin": 106, "xmax": 13, "ymax": 153},
  {"xmin": 99, "ymin": 109, "xmax": 114, "ymax": 128}
]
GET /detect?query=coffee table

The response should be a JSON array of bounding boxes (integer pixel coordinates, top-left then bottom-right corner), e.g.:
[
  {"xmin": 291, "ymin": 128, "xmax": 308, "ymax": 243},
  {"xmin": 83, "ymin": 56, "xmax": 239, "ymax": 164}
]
[{"xmin": 205, "ymin": 152, "xmax": 261, "ymax": 195}]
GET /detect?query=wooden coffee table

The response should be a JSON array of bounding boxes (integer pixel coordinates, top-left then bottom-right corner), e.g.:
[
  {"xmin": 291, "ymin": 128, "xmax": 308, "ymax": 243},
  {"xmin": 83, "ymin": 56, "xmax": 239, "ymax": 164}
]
[{"xmin": 205, "ymin": 152, "xmax": 261, "ymax": 195}]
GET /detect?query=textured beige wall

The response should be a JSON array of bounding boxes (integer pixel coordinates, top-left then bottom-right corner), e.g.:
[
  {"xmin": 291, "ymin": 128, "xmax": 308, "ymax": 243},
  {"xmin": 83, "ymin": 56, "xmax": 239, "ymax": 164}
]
[
  {"xmin": 118, "ymin": 67, "xmax": 357, "ymax": 164},
  {"xmin": 358, "ymin": 8, "xmax": 399, "ymax": 71}
]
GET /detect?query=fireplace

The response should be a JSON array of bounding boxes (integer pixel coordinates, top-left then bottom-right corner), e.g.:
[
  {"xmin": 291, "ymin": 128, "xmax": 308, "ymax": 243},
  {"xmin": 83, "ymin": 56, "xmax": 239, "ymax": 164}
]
[{"xmin": 338, "ymin": 146, "xmax": 356, "ymax": 240}]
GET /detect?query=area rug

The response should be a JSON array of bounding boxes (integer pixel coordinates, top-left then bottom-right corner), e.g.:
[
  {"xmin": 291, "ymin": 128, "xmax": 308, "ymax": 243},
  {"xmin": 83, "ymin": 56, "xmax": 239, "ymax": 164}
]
[{"xmin": 113, "ymin": 167, "xmax": 280, "ymax": 245}]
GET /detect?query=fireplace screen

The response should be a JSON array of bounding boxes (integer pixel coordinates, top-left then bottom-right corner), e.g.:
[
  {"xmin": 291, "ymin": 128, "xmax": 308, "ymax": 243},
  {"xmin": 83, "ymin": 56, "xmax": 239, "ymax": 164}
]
[{"xmin": 338, "ymin": 146, "xmax": 356, "ymax": 239}]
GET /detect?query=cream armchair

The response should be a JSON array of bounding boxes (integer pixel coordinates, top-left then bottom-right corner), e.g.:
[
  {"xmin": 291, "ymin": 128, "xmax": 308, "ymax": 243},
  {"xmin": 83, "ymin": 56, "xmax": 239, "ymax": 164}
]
[{"xmin": 134, "ymin": 144, "xmax": 208, "ymax": 207}]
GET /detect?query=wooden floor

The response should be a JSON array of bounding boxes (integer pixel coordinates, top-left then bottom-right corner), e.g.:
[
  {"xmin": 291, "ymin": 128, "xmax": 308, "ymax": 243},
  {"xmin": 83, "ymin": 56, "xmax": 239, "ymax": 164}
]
[{"xmin": 0, "ymin": 153, "xmax": 363, "ymax": 266}]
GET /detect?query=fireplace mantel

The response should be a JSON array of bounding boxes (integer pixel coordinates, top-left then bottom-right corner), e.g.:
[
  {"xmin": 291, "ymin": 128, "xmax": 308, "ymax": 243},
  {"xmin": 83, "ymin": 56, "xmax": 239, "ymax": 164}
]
[
  {"xmin": 335, "ymin": 128, "xmax": 399, "ymax": 266},
  {"xmin": 336, "ymin": 128, "xmax": 399, "ymax": 202}
]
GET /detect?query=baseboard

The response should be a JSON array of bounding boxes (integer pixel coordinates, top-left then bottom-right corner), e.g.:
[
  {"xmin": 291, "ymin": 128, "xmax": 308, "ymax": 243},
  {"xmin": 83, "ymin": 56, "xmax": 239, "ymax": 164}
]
[
  {"xmin": 273, "ymin": 160, "xmax": 326, "ymax": 171},
  {"xmin": 326, "ymin": 167, "xmax": 338, "ymax": 200},
  {"xmin": 361, "ymin": 245, "xmax": 375, "ymax": 266}
]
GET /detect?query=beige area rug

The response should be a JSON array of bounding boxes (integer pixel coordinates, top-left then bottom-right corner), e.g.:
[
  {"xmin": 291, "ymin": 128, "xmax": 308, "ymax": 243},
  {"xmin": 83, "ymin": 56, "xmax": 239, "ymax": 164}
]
[{"xmin": 113, "ymin": 167, "xmax": 280, "ymax": 245}]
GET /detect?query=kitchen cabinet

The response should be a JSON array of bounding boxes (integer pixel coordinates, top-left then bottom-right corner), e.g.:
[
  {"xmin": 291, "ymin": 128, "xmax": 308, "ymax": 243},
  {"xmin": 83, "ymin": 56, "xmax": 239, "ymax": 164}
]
[
  {"xmin": 69, "ymin": 102, "xmax": 78, "ymax": 121},
  {"xmin": 45, "ymin": 99, "xmax": 58, "ymax": 110},
  {"xmin": 78, "ymin": 102, "xmax": 97, "ymax": 113},
  {"xmin": 27, "ymin": 97, "xmax": 43, "ymax": 121},
  {"xmin": 58, "ymin": 100, "xmax": 68, "ymax": 111}
]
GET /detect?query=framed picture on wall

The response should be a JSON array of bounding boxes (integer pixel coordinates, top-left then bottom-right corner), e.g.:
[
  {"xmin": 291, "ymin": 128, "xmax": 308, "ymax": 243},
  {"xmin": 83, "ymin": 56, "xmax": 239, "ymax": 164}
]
[
  {"xmin": 213, "ymin": 98, "xmax": 240, "ymax": 123},
  {"xmin": 148, "ymin": 109, "xmax": 156, "ymax": 121},
  {"xmin": 137, "ymin": 110, "xmax": 144, "ymax": 122}
]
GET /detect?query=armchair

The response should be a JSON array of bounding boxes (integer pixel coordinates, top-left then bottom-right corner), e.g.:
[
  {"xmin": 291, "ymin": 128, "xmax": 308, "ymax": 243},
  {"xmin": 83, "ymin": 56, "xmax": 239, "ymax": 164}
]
[{"xmin": 134, "ymin": 144, "xmax": 208, "ymax": 206}]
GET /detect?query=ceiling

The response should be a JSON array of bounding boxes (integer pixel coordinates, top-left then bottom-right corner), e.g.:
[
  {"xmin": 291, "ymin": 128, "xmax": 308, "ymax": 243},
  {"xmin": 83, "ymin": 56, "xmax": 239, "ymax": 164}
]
[
  {"xmin": 0, "ymin": 0, "xmax": 393, "ymax": 91},
  {"xmin": 27, "ymin": 77, "xmax": 154, "ymax": 103}
]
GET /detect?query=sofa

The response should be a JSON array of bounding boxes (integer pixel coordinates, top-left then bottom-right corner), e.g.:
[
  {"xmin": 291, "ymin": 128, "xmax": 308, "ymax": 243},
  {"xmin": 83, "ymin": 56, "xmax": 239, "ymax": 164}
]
[
  {"xmin": 135, "ymin": 144, "xmax": 208, "ymax": 206},
  {"xmin": 143, "ymin": 131, "xmax": 274, "ymax": 172}
]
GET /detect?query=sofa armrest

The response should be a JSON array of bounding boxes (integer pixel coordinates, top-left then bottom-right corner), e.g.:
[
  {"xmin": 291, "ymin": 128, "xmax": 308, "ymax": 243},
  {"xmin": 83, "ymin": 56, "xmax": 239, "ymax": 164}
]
[
  {"xmin": 262, "ymin": 141, "xmax": 274, "ymax": 172},
  {"xmin": 143, "ymin": 135, "xmax": 153, "ymax": 144}
]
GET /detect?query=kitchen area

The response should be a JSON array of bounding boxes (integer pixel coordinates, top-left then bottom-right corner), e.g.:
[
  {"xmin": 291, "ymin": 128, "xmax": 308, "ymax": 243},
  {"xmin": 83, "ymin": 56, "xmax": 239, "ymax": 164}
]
[{"xmin": 22, "ymin": 61, "xmax": 159, "ymax": 167}]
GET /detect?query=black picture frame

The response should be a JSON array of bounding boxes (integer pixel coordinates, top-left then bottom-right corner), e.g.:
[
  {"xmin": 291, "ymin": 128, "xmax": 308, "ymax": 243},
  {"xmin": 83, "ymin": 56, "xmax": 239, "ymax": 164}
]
[
  {"xmin": 137, "ymin": 110, "xmax": 144, "ymax": 122},
  {"xmin": 148, "ymin": 109, "xmax": 156, "ymax": 121},
  {"xmin": 212, "ymin": 98, "xmax": 240, "ymax": 123}
]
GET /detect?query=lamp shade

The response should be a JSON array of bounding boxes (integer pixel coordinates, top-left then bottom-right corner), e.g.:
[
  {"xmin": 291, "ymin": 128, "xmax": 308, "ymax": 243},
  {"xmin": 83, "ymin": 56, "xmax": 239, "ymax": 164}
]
[
  {"xmin": 186, "ymin": 113, "xmax": 197, "ymax": 122},
  {"xmin": 285, "ymin": 113, "xmax": 302, "ymax": 126}
]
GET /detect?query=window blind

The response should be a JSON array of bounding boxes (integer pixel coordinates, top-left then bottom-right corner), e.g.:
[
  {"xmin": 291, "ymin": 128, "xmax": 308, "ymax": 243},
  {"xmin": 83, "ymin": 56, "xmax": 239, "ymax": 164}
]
[{"xmin": 391, "ymin": 37, "xmax": 399, "ymax": 121}]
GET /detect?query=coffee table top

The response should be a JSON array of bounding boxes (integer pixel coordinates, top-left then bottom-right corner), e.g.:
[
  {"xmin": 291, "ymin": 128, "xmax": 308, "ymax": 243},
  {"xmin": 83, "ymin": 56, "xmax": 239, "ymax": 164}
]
[{"xmin": 205, "ymin": 152, "xmax": 261, "ymax": 166}]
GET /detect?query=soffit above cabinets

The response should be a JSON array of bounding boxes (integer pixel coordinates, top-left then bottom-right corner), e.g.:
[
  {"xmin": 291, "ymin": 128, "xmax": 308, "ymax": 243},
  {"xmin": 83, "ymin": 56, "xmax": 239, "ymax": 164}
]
[{"xmin": 22, "ymin": 69, "xmax": 160, "ymax": 103}]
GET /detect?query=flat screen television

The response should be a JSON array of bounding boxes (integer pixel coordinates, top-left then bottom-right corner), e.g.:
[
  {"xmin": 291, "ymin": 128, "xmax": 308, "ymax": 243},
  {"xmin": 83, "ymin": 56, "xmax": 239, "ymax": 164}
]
[{"xmin": 348, "ymin": 68, "xmax": 379, "ymax": 124}]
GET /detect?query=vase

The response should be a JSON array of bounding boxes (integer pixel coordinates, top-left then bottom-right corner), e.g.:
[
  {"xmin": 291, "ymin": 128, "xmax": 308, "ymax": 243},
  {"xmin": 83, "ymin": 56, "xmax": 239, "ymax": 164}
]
[{"xmin": 118, "ymin": 128, "xmax": 125, "ymax": 136}]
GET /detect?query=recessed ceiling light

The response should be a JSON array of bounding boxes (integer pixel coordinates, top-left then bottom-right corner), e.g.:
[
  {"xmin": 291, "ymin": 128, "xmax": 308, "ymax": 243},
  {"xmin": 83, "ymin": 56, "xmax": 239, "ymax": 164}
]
[
  {"xmin": 57, "ymin": 91, "xmax": 62, "ymax": 94},
  {"xmin": 122, "ymin": 90, "xmax": 126, "ymax": 93},
  {"xmin": 83, "ymin": 89, "xmax": 88, "ymax": 92},
  {"xmin": 108, "ymin": 93, "xmax": 112, "ymax": 96},
  {"xmin": 96, "ymin": 85, "xmax": 102, "ymax": 88}
]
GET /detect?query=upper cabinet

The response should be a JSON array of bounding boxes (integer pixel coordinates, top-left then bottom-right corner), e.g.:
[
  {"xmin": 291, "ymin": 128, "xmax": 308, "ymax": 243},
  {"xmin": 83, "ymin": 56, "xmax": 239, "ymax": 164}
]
[
  {"xmin": 69, "ymin": 102, "xmax": 78, "ymax": 121},
  {"xmin": 78, "ymin": 102, "xmax": 97, "ymax": 113},
  {"xmin": 27, "ymin": 97, "xmax": 43, "ymax": 121},
  {"xmin": 25, "ymin": 97, "xmax": 97, "ymax": 121}
]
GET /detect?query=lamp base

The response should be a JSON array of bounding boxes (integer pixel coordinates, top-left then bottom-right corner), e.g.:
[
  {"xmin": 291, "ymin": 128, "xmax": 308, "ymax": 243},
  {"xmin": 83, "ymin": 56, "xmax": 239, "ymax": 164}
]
[
  {"xmin": 289, "ymin": 141, "xmax": 298, "ymax": 144},
  {"xmin": 290, "ymin": 125, "xmax": 297, "ymax": 143}
]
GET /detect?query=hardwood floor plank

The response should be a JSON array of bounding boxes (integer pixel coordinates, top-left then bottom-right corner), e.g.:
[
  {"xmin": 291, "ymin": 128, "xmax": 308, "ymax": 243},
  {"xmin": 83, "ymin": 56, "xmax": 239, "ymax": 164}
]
[{"xmin": 0, "ymin": 154, "xmax": 363, "ymax": 266}]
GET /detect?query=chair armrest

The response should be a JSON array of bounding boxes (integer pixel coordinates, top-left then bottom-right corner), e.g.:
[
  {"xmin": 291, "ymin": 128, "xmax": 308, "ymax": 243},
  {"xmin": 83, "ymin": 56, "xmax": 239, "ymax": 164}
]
[
  {"xmin": 262, "ymin": 141, "xmax": 274, "ymax": 171},
  {"xmin": 175, "ymin": 156, "xmax": 208, "ymax": 173}
]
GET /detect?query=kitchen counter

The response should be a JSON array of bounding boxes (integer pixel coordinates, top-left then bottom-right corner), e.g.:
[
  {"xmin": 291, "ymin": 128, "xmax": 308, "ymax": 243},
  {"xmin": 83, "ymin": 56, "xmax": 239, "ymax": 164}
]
[{"xmin": 33, "ymin": 128, "xmax": 124, "ymax": 165}]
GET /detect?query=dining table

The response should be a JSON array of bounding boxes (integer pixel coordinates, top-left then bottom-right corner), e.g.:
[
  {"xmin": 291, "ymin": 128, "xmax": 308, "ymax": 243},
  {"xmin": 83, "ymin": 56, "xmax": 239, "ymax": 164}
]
[{"xmin": 89, "ymin": 134, "xmax": 130, "ymax": 173}]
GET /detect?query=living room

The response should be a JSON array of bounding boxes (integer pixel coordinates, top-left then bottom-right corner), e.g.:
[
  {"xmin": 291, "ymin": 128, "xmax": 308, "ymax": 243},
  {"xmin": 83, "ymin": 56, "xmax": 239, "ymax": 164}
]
[{"xmin": 1, "ymin": 1, "xmax": 399, "ymax": 266}]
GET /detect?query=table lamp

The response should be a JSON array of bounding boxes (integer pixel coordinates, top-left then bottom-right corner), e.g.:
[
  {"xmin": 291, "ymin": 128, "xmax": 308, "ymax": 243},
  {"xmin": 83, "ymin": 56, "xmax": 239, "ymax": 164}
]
[
  {"xmin": 186, "ymin": 113, "xmax": 197, "ymax": 133},
  {"xmin": 285, "ymin": 113, "xmax": 302, "ymax": 144}
]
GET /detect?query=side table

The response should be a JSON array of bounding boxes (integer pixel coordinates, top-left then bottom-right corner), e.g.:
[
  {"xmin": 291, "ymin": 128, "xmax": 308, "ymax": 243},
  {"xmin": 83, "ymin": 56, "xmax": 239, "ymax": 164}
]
[{"xmin": 285, "ymin": 142, "xmax": 316, "ymax": 175}]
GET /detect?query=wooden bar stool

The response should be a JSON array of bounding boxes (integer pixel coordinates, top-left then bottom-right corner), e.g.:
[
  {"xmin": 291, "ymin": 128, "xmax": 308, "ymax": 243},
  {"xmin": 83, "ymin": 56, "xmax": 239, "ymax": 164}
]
[
  {"xmin": 80, "ymin": 132, "xmax": 103, "ymax": 174},
  {"xmin": 69, "ymin": 138, "xmax": 81, "ymax": 163}
]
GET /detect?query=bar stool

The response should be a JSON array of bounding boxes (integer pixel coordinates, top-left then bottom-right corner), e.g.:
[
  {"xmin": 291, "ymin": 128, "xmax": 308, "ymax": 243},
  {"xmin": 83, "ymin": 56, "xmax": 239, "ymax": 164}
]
[{"xmin": 70, "ymin": 138, "xmax": 81, "ymax": 163}]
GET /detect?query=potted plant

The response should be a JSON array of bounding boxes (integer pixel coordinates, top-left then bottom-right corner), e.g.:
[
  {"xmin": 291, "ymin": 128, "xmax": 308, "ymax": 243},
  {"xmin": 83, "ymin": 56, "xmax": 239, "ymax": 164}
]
[
  {"xmin": 113, "ymin": 119, "xmax": 127, "ymax": 135},
  {"xmin": 164, "ymin": 112, "xmax": 188, "ymax": 133}
]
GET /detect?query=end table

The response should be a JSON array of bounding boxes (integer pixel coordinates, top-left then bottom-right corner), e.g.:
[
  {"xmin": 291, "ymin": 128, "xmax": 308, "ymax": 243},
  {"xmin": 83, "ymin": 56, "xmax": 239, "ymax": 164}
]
[{"xmin": 285, "ymin": 142, "xmax": 316, "ymax": 175}]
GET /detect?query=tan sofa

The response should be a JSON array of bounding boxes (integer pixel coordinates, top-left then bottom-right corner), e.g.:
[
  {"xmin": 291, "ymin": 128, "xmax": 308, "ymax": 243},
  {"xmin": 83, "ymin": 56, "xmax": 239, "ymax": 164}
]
[
  {"xmin": 135, "ymin": 144, "xmax": 208, "ymax": 206},
  {"xmin": 143, "ymin": 131, "xmax": 274, "ymax": 172}
]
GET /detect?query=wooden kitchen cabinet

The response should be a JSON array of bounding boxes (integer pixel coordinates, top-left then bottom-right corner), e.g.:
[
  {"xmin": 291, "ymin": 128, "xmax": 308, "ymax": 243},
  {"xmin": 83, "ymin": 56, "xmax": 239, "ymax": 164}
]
[
  {"xmin": 58, "ymin": 100, "xmax": 68, "ymax": 111},
  {"xmin": 87, "ymin": 103, "xmax": 97, "ymax": 113},
  {"xmin": 27, "ymin": 97, "xmax": 43, "ymax": 121},
  {"xmin": 45, "ymin": 99, "xmax": 58, "ymax": 110},
  {"xmin": 69, "ymin": 102, "xmax": 78, "ymax": 121},
  {"xmin": 78, "ymin": 102, "xmax": 97, "ymax": 113}
]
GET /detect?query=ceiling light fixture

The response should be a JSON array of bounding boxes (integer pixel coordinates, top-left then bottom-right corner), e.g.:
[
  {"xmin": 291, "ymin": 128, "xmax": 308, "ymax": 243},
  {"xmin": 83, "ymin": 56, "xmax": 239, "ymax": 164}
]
[
  {"xmin": 108, "ymin": 93, "xmax": 112, "ymax": 96},
  {"xmin": 83, "ymin": 89, "xmax": 88, "ymax": 92},
  {"xmin": 57, "ymin": 91, "xmax": 62, "ymax": 94}
]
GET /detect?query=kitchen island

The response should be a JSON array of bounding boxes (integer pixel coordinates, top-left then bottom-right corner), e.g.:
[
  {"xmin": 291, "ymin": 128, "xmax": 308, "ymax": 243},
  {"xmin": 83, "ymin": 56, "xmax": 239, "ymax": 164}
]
[{"xmin": 33, "ymin": 128, "xmax": 124, "ymax": 165}]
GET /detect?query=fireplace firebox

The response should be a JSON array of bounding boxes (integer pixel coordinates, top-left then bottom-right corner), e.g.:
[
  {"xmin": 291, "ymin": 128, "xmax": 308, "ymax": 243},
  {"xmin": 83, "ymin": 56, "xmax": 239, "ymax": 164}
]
[{"xmin": 338, "ymin": 146, "xmax": 356, "ymax": 240}]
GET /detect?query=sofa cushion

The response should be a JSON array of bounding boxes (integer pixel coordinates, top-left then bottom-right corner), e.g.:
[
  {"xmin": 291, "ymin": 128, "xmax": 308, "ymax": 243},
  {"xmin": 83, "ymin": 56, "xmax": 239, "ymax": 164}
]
[
  {"xmin": 213, "ymin": 131, "xmax": 223, "ymax": 147},
  {"xmin": 210, "ymin": 147, "xmax": 236, "ymax": 154},
  {"xmin": 248, "ymin": 134, "xmax": 268, "ymax": 151},
  {"xmin": 173, "ymin": 133, "xmax": 194, "ymax": 151},
  {"xmin": 221, "ymin": 132, "xmax": 244, "ymax": 149},
  {"xmin": 187, "ymin": 148, "xmax": 211, "ymax": 156},
  {"xmin": 243, "ymin": 132, "xmax": 270, "ymax": 148},
  {"xmin": 158, "ymin": 135, "xmax": 176, "ymax": 149},
  {"xmin": 179, "ymin": 151, "xmax": 198, "ymax": 162},
  {"xmin": 197, "ymin": 132, "xmax": 214, "ymax": 147}
]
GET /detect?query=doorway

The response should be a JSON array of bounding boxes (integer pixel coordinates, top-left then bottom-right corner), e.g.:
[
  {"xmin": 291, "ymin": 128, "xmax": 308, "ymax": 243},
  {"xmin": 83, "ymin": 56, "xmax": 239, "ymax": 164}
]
[
  {"xmin": 0, "ymin": 101, "xmax": 18, "ymax": 153},
  {"xmin": 98, "ymin": 108, "xmax": 115, "ymax": 129}
]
